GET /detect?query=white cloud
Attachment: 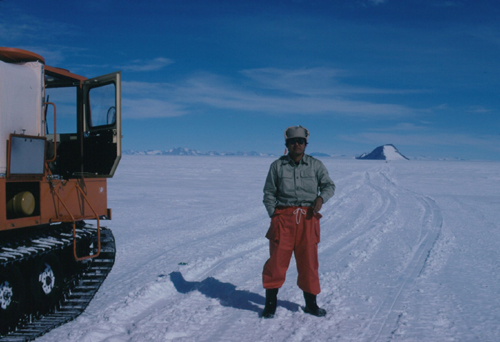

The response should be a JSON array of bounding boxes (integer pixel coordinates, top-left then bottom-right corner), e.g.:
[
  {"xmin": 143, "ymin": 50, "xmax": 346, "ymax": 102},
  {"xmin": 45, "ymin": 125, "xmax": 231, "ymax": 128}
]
[
  {"xmin": 0, "ymin": 12, "xmax": 78, "ymax": 43},
  {"xmin": 432, "ymin": 1, "xmax": 461, "ymax": 7},
  {"xmin": 22, "ymin": 45, "xmax": 89, "ymax": 66},
  {"xmin": 191, "ymin": 69, "xmax": 418, "ymax": 116},
  {"xmin": 121, "ymin": 68, "xmax": 419, "ymax": 119},
  {"xmin": 240, "ymin": 67, "xmax": 345, "ymax": 96},
  {"xmin": 120, "ymin": 58, "xmax": 174, "ymax": 72},
  {"xmin": 467, "ymin": 106, "xmax": 493, "ymax": 114},
  {"xmin": 122, "ymin": 98, "xmax": 187, "ymax": 118},
  {"xmin": 370, "ymin": 122, "xmax": 430, "ymax": 132},
  {"xmin": 341, "ymin": 132, "xmax": 500, "ymax": 152},
  {"xmin": 122, "ymin": 81, "xmax": 184, "ymax": 118},
  {"xmin": 432, "ymin": 104, "xmax": 494, "ymax": 115},
  {"xmin": 240, "ymin": 67, "xmax": 424, "ymax": 96}
]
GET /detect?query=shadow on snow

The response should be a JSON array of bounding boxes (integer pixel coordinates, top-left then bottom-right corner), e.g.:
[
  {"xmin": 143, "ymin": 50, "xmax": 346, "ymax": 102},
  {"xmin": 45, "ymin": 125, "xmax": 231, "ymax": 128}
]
[{"xmin": 169, "ymin": 271, "xmax": 300, "ymax": 315}]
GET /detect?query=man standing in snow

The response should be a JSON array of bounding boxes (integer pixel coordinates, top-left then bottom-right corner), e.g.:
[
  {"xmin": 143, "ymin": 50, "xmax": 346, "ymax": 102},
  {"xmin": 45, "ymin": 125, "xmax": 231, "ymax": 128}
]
[{"xmin": 261, "ymin": 125, "xmax": 335, "ymax": 318}]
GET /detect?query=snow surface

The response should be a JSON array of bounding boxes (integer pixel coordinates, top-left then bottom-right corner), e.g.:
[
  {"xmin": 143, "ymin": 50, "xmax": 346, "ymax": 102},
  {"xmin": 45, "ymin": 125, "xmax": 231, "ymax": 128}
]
[
  {"xmin": 38, "ymin": 156, "xmax": 500, "ymax": 342},
  {"xmin": 382, "ymin": 145, "xmax": 407, "ymax": 161}
]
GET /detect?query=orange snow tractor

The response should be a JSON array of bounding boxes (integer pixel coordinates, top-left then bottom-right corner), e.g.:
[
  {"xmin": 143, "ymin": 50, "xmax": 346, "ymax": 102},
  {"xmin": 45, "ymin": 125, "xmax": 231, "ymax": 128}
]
[{"xmin": 0, "ymin": 47, "xmax": 121, "ymax": 340}]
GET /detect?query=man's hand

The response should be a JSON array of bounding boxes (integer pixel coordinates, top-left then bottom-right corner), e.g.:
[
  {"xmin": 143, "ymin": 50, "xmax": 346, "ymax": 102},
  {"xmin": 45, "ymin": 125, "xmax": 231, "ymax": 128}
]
[{"xmin": 312, "ymin": 196, "xmax": 323, "ymax": 213}]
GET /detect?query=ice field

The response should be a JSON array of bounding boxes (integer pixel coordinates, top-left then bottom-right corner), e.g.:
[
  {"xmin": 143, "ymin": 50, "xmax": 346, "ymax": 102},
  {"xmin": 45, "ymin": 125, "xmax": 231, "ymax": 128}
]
[{"xmin": 38, "ymin": 155, "xmax": 500, "ymax": 342}]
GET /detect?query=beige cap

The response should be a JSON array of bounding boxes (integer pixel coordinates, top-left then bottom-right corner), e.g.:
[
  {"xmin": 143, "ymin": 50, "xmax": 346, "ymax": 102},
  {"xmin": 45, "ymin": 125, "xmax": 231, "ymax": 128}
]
[{"xmin": 284, "ymin": 125, "xmax": 309, "ymax": 141}]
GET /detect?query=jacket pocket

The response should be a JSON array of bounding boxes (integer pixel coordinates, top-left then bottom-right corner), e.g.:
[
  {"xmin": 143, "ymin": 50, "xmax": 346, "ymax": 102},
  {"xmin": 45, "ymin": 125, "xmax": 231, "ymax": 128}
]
[
  {"xmin": 279, "ymin": 168, "xmax": 294, "ymax": 193},
  {"xmin": 300, "ymin": 170, "xmax": 317, "ymax": 192}
]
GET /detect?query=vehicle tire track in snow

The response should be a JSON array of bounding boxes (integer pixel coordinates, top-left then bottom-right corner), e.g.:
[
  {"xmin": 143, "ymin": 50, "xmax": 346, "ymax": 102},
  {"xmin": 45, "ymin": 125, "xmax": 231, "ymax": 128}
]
[
  {"xmin": 308, "ymin": 164, "xmax": 444, "ymax": 341},
  {"xmin": 36, "ymin": 157, "xmax": 500, "ymax": 342},
  {"xmin": 360, "ymin": 170, "xmax": 444, "ymax": 341},
  {"xmin": 319, "ymin": 169, "xmax": 399, "ymax": 280},
  {"xmin": 116, "ymin": 163, "xmax": 444, "ymax": 342}
]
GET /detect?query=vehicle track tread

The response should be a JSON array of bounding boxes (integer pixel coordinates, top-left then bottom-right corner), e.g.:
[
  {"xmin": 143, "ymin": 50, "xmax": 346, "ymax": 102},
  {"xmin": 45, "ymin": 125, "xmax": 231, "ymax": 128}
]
[{"xmin": 0, "ymin": 225, "xmax": 115, "ymax": 342}]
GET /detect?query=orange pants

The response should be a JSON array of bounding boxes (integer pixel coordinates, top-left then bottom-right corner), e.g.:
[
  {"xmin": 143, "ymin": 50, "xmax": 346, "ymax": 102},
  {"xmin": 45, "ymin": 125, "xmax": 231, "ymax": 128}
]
[{"xmin": 262, "ymin": 206, "xmax": 322, "ymax": 295}]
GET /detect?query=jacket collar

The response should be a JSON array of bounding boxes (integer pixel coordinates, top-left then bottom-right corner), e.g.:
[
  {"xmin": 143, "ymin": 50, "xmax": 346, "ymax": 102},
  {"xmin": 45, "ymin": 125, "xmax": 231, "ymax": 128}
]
[{"xmin": 281, "ymin": 154, "xmax": 310, "ymax": 166}]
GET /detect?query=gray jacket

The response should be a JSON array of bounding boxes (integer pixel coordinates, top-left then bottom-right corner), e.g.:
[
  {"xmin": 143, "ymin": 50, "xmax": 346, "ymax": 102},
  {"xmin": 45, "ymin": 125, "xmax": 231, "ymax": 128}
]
[{"xmin": 263, "ymin": 154, "xmax": 335, "ymax": 217}]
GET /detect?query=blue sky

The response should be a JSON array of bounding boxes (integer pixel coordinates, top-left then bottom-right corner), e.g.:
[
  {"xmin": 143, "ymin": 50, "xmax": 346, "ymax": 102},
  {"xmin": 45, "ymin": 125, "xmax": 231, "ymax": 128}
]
[{"xmin": 2, "ymin": 0, "xmax": 499, "ymax": 160}]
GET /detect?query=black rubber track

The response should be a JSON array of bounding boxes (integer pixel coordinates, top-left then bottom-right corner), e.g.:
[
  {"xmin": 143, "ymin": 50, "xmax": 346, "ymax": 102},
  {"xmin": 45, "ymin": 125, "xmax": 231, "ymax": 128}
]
[{"xmin": 0, "ymin": 224, "xmax": 115, "ymax": 342}]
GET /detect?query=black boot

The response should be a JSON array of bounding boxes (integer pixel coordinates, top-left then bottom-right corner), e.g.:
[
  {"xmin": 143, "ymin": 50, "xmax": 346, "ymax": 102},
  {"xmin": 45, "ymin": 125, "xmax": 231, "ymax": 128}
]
[
  {"xmin": 303, "ymin": 292, "xmax": 327, "ymax": 317},
  {"xmin": 261, "ymin": 288, "xmax": 279, "ymax": 318}
]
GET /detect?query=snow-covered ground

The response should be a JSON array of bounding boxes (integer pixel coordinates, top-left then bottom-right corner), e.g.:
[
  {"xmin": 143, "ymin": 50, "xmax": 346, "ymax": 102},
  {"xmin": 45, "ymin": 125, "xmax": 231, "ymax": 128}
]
[{"xmin": 38, "ymin": 156, "xmax": 500, "ymax": 342}]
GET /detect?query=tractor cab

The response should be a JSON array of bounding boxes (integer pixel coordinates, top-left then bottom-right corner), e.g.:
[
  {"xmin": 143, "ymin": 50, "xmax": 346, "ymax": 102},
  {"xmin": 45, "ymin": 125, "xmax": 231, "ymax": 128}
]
[
  {"xmin": 45, "ymin": 66, "xmax": 121, "ymax": 179},
  {"xmin": 0, "ymin": 47, "xmax": 121, "ymax": 229}
]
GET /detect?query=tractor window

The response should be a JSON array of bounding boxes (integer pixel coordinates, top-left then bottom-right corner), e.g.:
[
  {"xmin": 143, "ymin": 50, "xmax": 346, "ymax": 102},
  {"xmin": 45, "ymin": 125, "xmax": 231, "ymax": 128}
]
[
  {"xmin": 44, "ymin": 87, "xmax": 77, "ymax": 134},
  {"xmin": 88, "ymin": 83, "xmax": 116, "ymax": 127}
]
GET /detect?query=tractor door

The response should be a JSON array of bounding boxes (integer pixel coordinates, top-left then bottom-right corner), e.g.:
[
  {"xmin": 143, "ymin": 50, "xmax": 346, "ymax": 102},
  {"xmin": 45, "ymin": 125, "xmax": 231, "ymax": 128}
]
[{"xmin": 81, "ymin": 72, "xmax": 121, "ymax": 178}]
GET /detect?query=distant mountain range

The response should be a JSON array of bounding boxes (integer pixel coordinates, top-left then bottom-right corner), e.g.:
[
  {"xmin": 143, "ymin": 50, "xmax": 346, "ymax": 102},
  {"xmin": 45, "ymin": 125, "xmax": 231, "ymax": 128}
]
[
  {"xmin": 123, "ymin": 148, "xmax": 344, "ymax": 158},
  {"xmin": 124, "ymin": 146, "xmax": 464, "ymax": 161},
  {"xmin": 356, "ymin": 144, "xmax": 409, "ymax": 161},
  {"xmin": 124, "ymin": 147, "xmax": 278, "ymax": 157},
  {"xmin": 123, "ymin": 148, "xmax": 358, "ymax": 158}
]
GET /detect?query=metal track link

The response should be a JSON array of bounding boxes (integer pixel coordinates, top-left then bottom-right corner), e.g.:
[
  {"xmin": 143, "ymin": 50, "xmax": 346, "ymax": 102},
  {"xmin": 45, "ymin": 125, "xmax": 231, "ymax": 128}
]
[{"xmin": 0, "ymin": 226, "xmax": 116, "ymax": 342}]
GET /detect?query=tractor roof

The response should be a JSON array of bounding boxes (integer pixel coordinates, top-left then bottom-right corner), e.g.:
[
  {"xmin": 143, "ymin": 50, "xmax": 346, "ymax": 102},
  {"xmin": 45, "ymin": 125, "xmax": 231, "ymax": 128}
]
[{"xmin": 0, "ymin": 47, "xmax": 87, "ymax": 87}]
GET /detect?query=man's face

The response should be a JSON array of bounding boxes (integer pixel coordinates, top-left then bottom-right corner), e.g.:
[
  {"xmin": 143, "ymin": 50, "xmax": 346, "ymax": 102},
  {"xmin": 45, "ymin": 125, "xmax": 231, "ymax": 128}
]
[{"xmin": 286, "ymin": 138, "xmax": 307, "ymax": 158}]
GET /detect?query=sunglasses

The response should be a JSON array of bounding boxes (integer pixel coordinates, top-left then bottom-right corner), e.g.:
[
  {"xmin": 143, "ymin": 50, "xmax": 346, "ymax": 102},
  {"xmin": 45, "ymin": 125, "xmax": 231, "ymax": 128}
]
[{"xmin": 287, "ymin": 138, "xmax": 306, "ymax": 145}]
